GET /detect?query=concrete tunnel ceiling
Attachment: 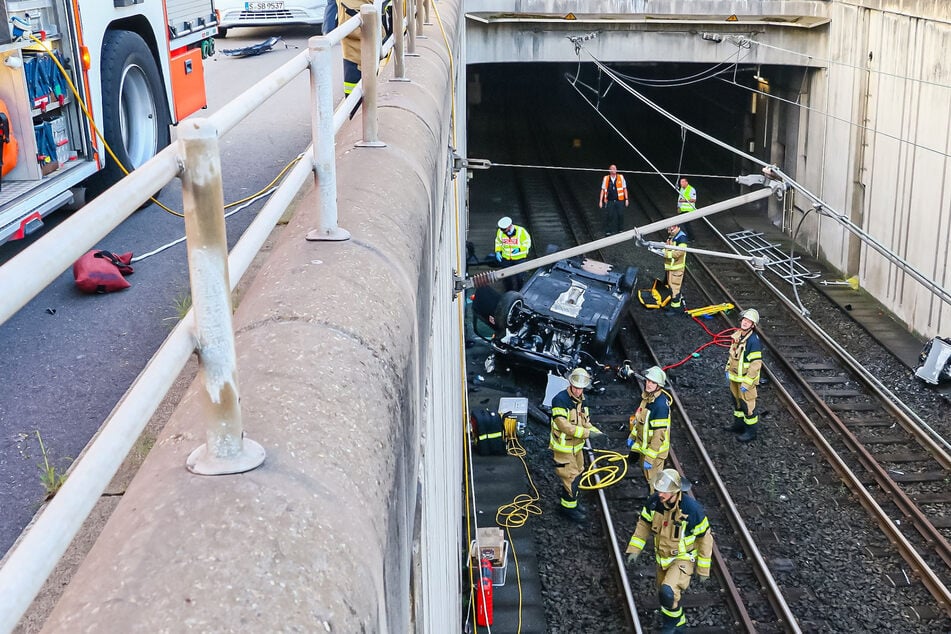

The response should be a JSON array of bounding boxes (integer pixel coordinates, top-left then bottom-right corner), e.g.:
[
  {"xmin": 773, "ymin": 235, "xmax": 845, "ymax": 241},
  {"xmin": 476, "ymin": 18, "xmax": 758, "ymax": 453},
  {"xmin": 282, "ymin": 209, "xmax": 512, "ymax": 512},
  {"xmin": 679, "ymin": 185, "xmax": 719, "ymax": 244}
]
[{"xmin": 466, "ymin": 61, "xmax": 805, "ymax": 190}]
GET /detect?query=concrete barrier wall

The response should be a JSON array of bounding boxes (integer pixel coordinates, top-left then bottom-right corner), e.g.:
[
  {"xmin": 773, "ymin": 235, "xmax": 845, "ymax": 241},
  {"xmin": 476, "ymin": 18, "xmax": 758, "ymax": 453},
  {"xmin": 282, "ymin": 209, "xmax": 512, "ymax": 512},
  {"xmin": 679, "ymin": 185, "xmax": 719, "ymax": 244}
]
[
  {"xmin": 465, "ymin": 0, "xmax": 832, "ymax": 65},
  {"xmin": 791, "ymin": 1, "xmax": 951, "ymax": 337},
  {"xmin": 40, "ymin": 1, "xmax": 465, "ymax": 631}
]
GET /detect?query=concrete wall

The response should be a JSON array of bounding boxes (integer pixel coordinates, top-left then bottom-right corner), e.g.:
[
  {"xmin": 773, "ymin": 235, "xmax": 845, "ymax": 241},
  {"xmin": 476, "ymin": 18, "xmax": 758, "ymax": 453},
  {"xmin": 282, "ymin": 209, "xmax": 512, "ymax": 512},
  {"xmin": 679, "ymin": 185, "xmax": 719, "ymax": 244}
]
[
  {"xmin": 790, "ymin": 0, "xmax": 951, "ymax": 336},
  {"xmin": 40, "ymin": 0, "xmax": 466, "ymax": 631},
  {"xmin": 465, "ymin": 0, "xmax": 832, "ymax": 65}
]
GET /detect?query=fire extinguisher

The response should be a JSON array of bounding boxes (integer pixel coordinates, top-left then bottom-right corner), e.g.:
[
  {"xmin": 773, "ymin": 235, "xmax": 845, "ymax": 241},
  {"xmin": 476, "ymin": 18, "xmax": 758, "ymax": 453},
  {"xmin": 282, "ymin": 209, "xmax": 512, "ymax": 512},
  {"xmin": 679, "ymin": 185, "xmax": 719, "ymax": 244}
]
[{"xmin": 475, "ymin": 556, "xmax": 494, "ymax": 626}]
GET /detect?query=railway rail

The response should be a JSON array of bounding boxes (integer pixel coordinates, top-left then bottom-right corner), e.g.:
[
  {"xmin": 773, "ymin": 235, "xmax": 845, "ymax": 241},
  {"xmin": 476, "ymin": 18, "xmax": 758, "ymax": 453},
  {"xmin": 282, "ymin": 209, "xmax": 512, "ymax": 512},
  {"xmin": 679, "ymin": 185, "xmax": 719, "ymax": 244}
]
[{"xmin": 465, "ymin": 68, "xmax": 951, "ymax": 631}]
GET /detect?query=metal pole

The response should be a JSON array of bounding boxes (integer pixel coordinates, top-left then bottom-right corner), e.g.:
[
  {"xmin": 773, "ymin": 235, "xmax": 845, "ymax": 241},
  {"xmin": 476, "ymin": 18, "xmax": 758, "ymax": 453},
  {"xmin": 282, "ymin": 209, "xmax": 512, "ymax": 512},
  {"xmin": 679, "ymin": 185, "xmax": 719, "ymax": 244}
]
[
  {"xmin": 406, "ymin": 0, "xmax": 418, "ymax": 56},
  {"xmin": 468, "ymin": 188, "xmax": 775, "ymax": 288},
  {"xmin": 423, "ymin": 0, "xmax": 431, "ymax": 25},
  {"xmin": 179, "ymin": 119, "xmax": 265, "ymax": 476},
  {"xmin": 358, "ymin": 4, "xmax": 385, "ymax": 148},
  {"xmin": 415, "ymin": 0, "xmax": 425, "ymax": 38},
  {"xmin": 306, "ymin": 36, "xmax": 351, "ymax": 242},
  {"xmin": 392, "ymin": 0, "xmax": 407, "ymax": 80}
]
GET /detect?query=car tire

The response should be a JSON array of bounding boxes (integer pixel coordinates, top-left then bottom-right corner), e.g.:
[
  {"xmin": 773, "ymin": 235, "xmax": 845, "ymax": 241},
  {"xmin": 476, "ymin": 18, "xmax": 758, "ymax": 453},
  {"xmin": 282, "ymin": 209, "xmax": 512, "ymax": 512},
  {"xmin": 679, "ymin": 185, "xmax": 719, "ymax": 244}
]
[
  {"xmin": 493, "ymin": 291, "xmax": 523, "ymax": 334},
  {"xmin": 217, "ymin": 28, "xmax": 229, "ymax": 38},
  {"xmin": 593, "ymin": 316, "xmax": 611, "ymax": 355},
  {"xmin": 620, "ymin": 266, "xmax": 638, "ymax": 292},
  {"xmin": 84, "ymin": 30, "xmax": 171, "ymax": 200}
]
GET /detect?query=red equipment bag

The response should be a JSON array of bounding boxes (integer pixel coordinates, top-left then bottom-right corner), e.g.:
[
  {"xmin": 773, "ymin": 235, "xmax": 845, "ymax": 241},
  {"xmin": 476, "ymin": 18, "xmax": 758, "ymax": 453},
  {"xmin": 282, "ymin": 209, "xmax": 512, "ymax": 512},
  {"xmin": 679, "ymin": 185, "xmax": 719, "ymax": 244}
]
[{"xmin": 72, "ymin": 250, "xmax": 134, "ymax": 293}]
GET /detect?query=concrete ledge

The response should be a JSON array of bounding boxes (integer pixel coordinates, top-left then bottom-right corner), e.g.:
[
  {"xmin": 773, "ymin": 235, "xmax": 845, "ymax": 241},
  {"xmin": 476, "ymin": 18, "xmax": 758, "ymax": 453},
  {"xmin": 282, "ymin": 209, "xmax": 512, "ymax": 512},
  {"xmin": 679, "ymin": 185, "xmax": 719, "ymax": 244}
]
[{"xmin": 40, "ymin": 1, "xmax": 461, "ymax": 630}]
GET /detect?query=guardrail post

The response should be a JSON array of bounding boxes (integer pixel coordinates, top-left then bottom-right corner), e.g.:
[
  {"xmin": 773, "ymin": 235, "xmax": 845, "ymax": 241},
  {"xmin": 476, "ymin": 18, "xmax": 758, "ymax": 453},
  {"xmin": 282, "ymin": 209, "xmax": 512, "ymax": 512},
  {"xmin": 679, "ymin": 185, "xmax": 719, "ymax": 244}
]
[
  {"xmin": 306, "ymin": 36, "xmax": 351, "ymax": 242},
  {"xmin": 423, "ymin": 0, "xmax": 431, "ymax": 25},
  {"xmin": 179, "ymin": 119, "xmax": 266, "ymax": 476},
  {"xmin": 357, "ymin": 4, "xmax": 385, "ymax": 148},
  {"xmin": 407, "ymin": 0, "xmax": 419, "ymax": 56},
  {"xmin": 415, "ymin": 0, "xmax": 425, "ymax": 38},
  {"xmin": 391, "ymin": 0, "xmax": 408, "ymax": 81}
]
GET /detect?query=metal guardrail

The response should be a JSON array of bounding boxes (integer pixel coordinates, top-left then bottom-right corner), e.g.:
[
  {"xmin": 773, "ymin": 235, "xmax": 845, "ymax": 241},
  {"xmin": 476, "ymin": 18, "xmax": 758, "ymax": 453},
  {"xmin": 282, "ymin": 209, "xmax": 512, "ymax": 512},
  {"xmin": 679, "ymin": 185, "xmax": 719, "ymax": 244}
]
[{"xmin": 0, "ymin": 0, "xmax": 431, "ymax": 629}]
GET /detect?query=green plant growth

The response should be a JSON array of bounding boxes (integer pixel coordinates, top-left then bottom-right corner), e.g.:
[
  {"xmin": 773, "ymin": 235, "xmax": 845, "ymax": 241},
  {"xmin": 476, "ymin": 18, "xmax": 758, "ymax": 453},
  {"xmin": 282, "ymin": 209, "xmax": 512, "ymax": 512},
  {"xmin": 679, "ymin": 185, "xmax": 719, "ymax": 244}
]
[
  {"xmin": 35, "ymin": 430, "xmax": 70, "ymax": 501},
  {"xmin": 164, "ymin": 292, "xmax": 193, "ymax": 326}
]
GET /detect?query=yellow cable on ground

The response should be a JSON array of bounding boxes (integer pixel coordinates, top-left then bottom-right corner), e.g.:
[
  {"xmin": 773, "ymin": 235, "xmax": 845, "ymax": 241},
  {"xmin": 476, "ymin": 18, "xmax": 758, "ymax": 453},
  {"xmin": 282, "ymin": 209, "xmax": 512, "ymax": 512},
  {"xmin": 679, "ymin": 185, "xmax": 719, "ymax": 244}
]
[
  {"xmin": 579, "ymin": 448, "xmax": 629, "ymax": 490},
  {"xmin": 493, "ymin": 433, "xmax": 541, "ymax": 634},
  {"xmin": 32, "ymin": 34, "xmax": 301, "ymax": 218}
]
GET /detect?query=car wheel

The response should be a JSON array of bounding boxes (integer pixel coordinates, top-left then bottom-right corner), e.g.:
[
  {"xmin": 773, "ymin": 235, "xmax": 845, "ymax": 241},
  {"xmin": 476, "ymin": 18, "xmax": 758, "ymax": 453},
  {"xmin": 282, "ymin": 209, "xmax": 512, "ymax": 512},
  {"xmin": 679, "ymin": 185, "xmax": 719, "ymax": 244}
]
[
  {"xmin": 493, "ymin": 291, "xmax": 523, "ymax": 334},
  {"xmin": 593, "ymin": 316, "xmax": 611, "ymax": 355},
  {"xmin": 84, "ymin": 30, "xmax": 171, "ymax": 200},
  {"xmin": 217, "ymin": 27, "xmax": 229, "ymax": 38},
  {"xmin": 620, "ymin": 266, "xmax": 638, "ymax": 292}
]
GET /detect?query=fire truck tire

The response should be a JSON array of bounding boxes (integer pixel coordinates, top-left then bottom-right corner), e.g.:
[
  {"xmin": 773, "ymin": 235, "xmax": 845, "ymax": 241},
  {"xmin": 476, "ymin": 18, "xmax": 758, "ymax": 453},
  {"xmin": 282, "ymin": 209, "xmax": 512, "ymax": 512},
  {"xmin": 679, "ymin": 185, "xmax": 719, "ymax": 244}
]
[
  {"xmin": 84, "ymin": 29, "xmax": 171, "ymax": 201},
  {"xmin": 217, "ymin": 28, "xmax": 229, "ymax": 38}
]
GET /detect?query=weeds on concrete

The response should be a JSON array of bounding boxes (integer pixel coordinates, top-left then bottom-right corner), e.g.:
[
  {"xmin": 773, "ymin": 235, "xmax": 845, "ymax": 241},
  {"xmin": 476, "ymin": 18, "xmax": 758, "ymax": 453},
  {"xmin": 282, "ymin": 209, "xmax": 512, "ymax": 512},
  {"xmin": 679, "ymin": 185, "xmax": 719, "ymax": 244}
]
[
  {"xmin": 35, "ymin": 430, "xmax": 70, "ymax": 501},
  {"xmin": 163, "ymin": 293, "xmax": 192, "ymax": 327}
]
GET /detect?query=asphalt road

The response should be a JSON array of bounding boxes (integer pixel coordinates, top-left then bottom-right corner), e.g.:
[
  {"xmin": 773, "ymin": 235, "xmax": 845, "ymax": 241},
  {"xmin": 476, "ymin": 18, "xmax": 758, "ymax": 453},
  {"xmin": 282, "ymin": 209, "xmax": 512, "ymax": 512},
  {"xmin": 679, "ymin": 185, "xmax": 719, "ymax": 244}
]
[{"xmin": 0, "ymin": 25, "xmax": 321, "ymax": 557}]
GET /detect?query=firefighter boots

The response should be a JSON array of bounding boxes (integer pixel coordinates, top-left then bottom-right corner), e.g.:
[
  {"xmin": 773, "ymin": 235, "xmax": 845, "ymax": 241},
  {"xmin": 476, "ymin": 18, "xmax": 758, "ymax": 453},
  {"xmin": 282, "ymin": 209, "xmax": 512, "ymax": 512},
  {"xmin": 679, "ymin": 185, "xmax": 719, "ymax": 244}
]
[
  {"xmin": 725, "ymin": 417, "xmax": 745, "ymax": 433},
  {"xmin": 557, "ymin": 505, "xmax": 586, "ymax": 523},
  {"xmin": 737, "ymin": 425, "xmax": 757, "ymax": 443}
]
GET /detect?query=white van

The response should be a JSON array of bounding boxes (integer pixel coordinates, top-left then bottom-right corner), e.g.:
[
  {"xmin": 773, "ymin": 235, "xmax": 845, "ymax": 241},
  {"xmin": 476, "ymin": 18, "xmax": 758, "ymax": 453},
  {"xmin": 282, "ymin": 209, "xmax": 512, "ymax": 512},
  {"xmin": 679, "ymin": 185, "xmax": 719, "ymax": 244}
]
[{"xmin": 216, "ymin": 0, "xmax": 327, "ymax": 37}]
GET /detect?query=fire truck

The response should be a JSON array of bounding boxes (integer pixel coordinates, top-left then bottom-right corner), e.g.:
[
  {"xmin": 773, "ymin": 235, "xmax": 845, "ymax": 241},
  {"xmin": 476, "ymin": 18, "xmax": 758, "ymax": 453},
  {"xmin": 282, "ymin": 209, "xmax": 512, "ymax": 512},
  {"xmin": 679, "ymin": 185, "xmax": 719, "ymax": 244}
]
[{"xmin": 0, "ymin": 0, "xmax": 217, "ymax": 243}]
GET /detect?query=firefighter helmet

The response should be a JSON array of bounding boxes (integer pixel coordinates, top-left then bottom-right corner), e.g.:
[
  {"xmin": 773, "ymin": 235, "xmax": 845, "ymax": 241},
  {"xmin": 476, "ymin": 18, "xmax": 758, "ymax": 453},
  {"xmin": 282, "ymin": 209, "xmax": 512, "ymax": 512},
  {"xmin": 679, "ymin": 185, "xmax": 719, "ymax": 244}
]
[
  {"xmin": 741, "ymin": 308, "xmax": 760, "ymax": 325},
  {"xmin": 642, "ymin": 366, "xmax": 667, "ymax": 388},
  {"xmin": 653, "ymin": 468, "xmax": 692, "ymax": 494},
  {"xmin": 497, "ymin": 216, "xmax": 513, "ymax": 230},
  {"xmin": 568, "ymin": 367, "xmax": 592, "ymax": 389}
]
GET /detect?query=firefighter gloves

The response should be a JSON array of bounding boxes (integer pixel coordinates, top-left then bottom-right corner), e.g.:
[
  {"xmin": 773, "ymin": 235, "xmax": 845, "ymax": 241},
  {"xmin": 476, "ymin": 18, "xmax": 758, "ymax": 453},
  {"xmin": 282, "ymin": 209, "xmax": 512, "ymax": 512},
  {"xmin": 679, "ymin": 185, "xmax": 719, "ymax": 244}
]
[
  {"xmin": 589, "ymin": 427, "xmax": 604, "ymax": 438},
  {"xmin": 627, "ymin": 552, "xmax": 640, "ymax": 566}
]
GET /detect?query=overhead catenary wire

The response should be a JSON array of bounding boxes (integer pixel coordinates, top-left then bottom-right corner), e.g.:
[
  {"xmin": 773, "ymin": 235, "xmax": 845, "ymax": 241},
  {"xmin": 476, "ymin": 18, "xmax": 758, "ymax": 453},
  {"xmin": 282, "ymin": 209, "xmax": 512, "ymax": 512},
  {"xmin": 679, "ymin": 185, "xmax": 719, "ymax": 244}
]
[
  {"xmin": 716, "ymin": 76, "xmax": 951, "ymax": 161},
  {"xmin": 485, "ymin": 162, "xmax": 735, "ymax": 180},
  {"xmin": 570, "ymin": 39, "xmax": 951, "ymax": 308},
  {"xmin": 743, "ymin": 35, "xmax": 951, "ymax": 93}
]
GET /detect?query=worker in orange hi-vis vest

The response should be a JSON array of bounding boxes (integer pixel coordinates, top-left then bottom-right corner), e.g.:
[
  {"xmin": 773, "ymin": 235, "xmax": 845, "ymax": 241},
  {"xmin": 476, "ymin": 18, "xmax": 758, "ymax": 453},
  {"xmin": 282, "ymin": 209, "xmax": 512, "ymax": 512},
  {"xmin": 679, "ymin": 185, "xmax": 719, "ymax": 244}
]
[{"xmin": 599, "ymin": 164, "xmax": 629, "ymax": 236}]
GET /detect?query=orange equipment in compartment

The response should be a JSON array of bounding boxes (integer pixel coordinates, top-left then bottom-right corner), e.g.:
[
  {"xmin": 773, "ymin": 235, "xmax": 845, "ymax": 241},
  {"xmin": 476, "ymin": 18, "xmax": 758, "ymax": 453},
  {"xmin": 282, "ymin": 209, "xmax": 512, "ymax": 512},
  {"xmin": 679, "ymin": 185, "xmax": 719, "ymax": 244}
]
[
  {"xmin": 0, "ymin": 98, "xmax": 19, "ymax": 178},
  {"xmin": 169, "ymin": 48, "xmax": 206, "ymax": 120}
]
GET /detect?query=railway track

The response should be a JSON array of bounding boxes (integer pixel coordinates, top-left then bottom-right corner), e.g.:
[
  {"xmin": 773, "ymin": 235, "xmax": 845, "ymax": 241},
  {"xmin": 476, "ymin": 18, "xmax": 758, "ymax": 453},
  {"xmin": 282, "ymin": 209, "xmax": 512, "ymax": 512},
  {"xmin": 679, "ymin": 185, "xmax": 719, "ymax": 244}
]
[{"xmin": 467, "ymin": 68, "xmax": 951, "ymax": 631}]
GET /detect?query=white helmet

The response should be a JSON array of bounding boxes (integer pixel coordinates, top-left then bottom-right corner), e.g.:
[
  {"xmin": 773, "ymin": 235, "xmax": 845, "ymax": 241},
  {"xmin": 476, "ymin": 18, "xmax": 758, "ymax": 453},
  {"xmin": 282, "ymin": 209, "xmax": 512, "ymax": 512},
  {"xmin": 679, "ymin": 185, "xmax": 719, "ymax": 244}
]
[
  {"xmin": 642, "ymin": 366, "xmax": 667, "ymax": 388},
  {"xmin": 497, "ymin": 216, "xmax": 513, "ymax": 230},
  {"xmin": 568, "ymin": 367, "xmax": 592, "ymax": 389},
  {"xmin": 653, "ymin": 468, "xmax": 691, "ymax": 494},
  {"xmin": 741, "ymin": 308, "xmax": 760, "ymax": 325}
]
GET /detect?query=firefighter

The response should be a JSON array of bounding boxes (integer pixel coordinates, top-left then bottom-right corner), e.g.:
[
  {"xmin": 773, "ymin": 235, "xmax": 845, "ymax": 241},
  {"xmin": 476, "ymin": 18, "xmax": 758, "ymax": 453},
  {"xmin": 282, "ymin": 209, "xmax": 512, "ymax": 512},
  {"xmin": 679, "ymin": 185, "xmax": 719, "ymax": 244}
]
[
  {"xmin": 599, "ymin": 164, "xmax": 629, "ymax": 235},
  {"xmin": 663, "ymin": 223, "xmax": 688, "ymax": 313},
  {"xmin": 550, "ymin": 367, "xmax": 603, "ymax": 522},
  {"xmin": 725, "ymin": 308, "xmax": 763, "ymax": 442},
  {"xmin": 335, "ymin": 0, "xmax": 394, "ymax": 95},
  {"xmin": 676, "ymin": 177, "xmax": 697, "ymax": 238},
  {"xmin": 626, "ymin": 469, "xmax": 714, "ymax": 634},
  {"xmin": 627, "ymin": 366, "xmax": 671, "ymax": 493},
  {"xmin": 677, "ymin": 177, "xmax": 697, "ymax": 214},
  {"xmin": 494, "ymin": 216, "xmax": 532, "ymax": 291}
]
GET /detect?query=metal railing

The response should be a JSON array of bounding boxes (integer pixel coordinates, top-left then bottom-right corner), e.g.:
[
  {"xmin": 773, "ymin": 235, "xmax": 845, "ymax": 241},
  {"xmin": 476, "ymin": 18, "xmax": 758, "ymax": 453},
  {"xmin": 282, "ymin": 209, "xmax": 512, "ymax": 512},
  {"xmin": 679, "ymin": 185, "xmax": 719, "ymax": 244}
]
[{"xmin": 0, "ymin": 0, "xmax": 431, "ymax": 628}]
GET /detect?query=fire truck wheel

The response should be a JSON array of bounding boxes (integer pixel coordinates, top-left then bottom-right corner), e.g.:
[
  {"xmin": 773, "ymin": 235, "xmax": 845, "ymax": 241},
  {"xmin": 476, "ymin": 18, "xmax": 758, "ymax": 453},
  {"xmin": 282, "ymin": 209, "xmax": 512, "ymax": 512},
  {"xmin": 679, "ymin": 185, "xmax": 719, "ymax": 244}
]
[{"xmin": 85, "ymin": 29, "xmax": 171, "ymax": 201}]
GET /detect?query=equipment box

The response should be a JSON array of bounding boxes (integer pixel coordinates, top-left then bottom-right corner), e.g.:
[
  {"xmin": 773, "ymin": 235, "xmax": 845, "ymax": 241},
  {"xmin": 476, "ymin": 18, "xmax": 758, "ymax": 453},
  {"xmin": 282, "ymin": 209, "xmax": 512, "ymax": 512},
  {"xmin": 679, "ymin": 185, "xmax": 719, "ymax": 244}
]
[
  {"xmin": 469, "ymin": 527, "xmax": 509, "ymax": 586},
  {"xmin": 498, "ymin": 396, "xmax": 528, "ymax": 436}
]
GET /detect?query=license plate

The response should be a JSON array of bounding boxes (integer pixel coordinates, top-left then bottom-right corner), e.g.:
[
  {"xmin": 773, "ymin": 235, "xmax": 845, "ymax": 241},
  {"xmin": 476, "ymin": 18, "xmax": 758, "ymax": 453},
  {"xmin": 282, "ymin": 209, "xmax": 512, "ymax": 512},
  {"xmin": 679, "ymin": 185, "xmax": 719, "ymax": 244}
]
[{"xmin": 245, "ymin": 1, "xmax": 284, "ymax": 10}]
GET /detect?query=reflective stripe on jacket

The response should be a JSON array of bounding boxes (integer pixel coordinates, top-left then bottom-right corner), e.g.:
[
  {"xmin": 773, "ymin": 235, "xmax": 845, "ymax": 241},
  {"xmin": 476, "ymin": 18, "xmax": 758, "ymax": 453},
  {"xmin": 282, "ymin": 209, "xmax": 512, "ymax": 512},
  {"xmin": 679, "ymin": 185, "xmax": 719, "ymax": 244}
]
[
  {"xmin": 495, "ymin": 225, "xmax": 532, "ymax": 261},
  {"xmin": 664, "ymin": 229, "xmax": 688, "ymax": 271},
  {"xmin": 549, "ymin": 389, "xmax": 591, "ymax": 454},
  {"xmin": 726, "ymin": 329, "xmax": 763, "ymax": 385},
  {"xmin": 678, "ymin": 185, "xmax": 696, "ymax": 213},
  {"xmin": 627, "ymin": 389, "xmax": 671, "ymax": 460},
  {"xmin": 602, "ymin": 174, "xmax": 628, "ymax": 201},
  {"xmin": 626, "ymin": 493, "xmax": 714, "ymax": 572}
]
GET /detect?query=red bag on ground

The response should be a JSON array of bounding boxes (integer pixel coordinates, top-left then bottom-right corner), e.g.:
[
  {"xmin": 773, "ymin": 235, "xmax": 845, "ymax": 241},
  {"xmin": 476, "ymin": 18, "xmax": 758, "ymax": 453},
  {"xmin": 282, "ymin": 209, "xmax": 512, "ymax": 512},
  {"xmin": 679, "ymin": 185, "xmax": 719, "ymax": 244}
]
[{"xmin": 73, "ymin": 250, "xmax": 134, "ymax": 293}]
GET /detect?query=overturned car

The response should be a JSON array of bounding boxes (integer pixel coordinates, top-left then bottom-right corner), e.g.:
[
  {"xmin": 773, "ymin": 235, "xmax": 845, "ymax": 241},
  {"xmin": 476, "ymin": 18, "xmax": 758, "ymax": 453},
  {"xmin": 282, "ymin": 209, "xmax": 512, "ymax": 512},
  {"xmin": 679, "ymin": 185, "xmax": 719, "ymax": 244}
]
[{"xmin": 473, "ymin": 258, "xmax": 637, "ymax": 373}]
